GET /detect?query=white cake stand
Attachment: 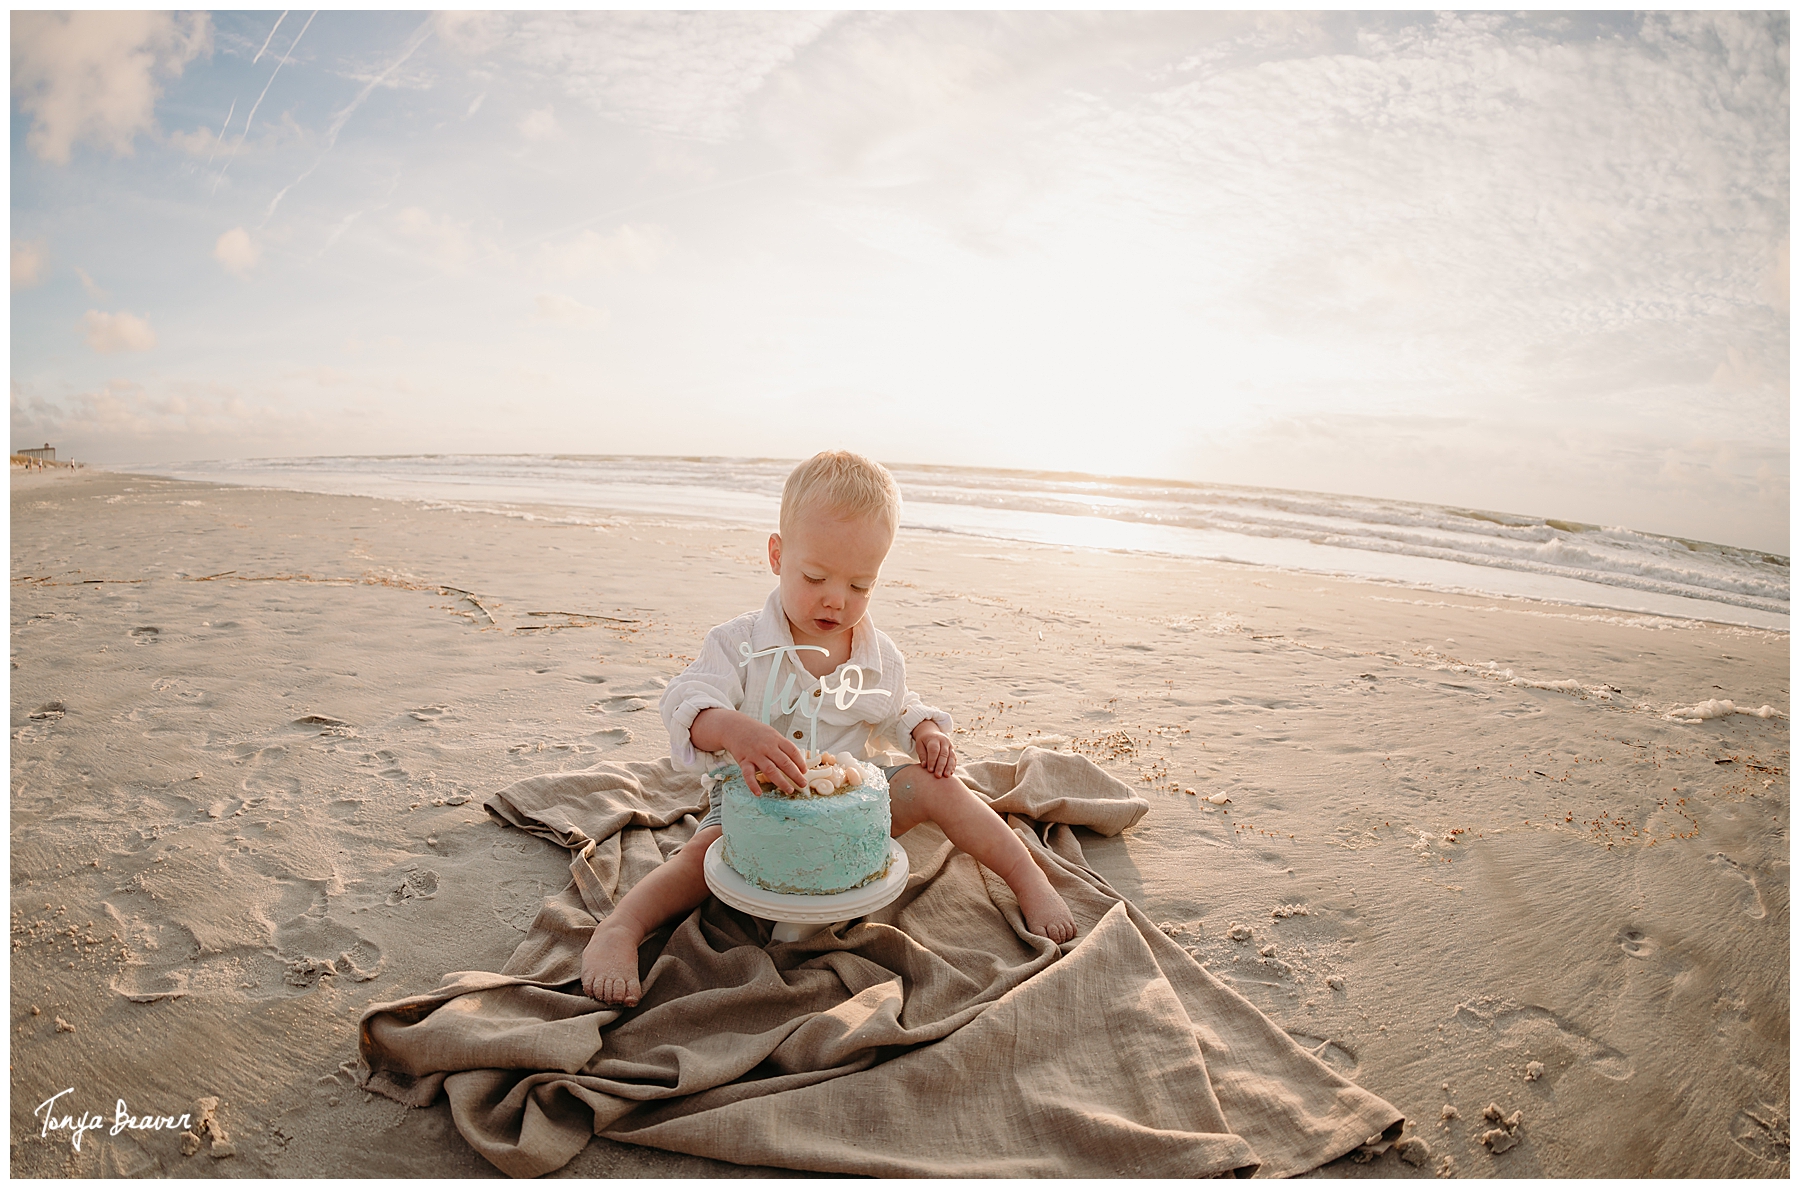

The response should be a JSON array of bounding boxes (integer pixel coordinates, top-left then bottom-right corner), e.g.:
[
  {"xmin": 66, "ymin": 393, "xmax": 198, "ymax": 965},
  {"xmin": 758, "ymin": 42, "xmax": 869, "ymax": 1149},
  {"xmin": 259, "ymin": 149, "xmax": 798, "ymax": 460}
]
[{"xmin": 703, "ymin": 837, "xmax": 910, "ymax": 943}]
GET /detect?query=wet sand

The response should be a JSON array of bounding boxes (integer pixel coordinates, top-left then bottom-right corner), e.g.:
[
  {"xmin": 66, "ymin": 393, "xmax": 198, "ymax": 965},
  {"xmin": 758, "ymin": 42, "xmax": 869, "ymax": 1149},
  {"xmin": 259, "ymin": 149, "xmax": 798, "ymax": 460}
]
[{"xmin": 10, "ymin": 465, "xmax": 1789, "ymax": 1177}]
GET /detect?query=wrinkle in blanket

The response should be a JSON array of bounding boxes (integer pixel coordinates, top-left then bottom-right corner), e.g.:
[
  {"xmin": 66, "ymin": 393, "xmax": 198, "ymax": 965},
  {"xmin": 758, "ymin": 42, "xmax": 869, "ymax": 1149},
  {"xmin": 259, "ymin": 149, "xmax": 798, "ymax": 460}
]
[{"xmin": 360, "ymin": 746, "xmax": 1401, "ymax": 1177}]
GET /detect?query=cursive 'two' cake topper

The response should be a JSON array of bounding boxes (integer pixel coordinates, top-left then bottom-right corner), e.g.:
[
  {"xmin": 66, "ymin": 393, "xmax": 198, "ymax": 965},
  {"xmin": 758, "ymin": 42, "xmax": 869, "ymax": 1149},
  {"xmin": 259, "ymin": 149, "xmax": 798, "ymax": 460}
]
[{"xmin": 738, "ymin": 641, "xmax": 890, "ymax": 760}]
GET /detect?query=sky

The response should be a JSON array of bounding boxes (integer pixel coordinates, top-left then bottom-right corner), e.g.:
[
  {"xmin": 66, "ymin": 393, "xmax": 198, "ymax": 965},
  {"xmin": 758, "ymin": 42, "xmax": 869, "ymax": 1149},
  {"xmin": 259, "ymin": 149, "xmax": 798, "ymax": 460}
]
[{"xmin": 8, "ymin": 10, "xmax": 1791, "ymax": 553}]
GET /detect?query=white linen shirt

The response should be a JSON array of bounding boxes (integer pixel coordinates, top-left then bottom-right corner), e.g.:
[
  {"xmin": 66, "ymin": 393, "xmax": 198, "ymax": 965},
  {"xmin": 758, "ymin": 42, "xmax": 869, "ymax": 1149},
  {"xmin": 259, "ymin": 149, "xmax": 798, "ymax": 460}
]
[{"xmin": 660, "ymin": 588, "xmax": 953, "ymax": 772}]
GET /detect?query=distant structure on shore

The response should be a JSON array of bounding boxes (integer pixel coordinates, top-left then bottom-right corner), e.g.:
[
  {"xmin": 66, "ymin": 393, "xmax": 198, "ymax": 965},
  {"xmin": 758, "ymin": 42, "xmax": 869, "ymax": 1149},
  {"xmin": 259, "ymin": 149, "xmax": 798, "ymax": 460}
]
[{"xmin": 12, "ymin": 443, "xmax": 75, "ymax": 470}]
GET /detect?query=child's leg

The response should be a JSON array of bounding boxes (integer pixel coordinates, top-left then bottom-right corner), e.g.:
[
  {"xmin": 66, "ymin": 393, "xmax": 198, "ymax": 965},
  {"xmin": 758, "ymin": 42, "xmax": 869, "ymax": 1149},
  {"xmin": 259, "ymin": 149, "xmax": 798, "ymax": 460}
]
[
  {"xmin": 581, "ymin": 824, "xmax": 720, "ymax": 1005},
  {"xmin": 888, "ymin": 767, "xmax": 1077, "ymax": 943}
]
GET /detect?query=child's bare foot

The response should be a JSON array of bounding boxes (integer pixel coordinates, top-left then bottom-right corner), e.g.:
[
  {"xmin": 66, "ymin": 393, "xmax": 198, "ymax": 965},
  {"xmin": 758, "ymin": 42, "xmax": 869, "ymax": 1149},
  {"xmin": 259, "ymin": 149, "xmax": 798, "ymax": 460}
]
[
  {"xmin": 580, "ymin": 922, "xmax": 644, "ymax": 1005},
  {"xmin": 1015, "ymin": 878, "xmax": 1077, "ymax": 943}
]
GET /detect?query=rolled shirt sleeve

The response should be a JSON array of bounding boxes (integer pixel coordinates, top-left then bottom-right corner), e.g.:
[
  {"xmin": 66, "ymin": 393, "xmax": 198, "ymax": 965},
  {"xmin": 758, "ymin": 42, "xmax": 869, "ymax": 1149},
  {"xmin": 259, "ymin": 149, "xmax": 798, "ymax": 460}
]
[
  {"xmin": 895, "ymin": 689, "xmax": 954, "ymax": 755},
  {"xmin": 659, "ymin": 622, "xmax": 747, "ymax": 767},
  {"xmin": 876, "ymin": 639, "xmax": 954, "ymax": 758}
]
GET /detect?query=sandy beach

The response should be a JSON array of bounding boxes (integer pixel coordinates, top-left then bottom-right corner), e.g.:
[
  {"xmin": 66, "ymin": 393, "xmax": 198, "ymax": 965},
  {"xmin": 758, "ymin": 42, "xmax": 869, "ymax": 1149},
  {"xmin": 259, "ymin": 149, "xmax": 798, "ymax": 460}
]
[{"xmin": 10, "ymin": 465, "xmax": 1788, "ymax": 1177}]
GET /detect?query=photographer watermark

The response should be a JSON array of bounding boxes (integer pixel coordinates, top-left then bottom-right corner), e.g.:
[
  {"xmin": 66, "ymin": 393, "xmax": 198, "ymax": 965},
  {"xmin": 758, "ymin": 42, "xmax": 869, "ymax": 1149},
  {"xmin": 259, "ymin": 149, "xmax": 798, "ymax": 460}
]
[{"xmin": 33, "ymin": 1087, "xmax": 194, "ymax": 1153}]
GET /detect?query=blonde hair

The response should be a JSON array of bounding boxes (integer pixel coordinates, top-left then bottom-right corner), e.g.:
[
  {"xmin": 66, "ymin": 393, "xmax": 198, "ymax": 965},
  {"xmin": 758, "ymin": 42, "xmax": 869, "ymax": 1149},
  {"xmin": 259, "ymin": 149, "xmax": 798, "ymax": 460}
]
[{"xmin": 780, "ymin": 450, "xmax": 901, "ymax": 539}]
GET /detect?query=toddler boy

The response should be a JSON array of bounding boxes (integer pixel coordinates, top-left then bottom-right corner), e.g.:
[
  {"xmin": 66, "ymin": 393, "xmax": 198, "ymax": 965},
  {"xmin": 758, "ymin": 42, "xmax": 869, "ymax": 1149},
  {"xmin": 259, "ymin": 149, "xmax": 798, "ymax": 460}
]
[{"xmin": 582, "ymin": 450, "xmax": 1076, "ymax": 1005}]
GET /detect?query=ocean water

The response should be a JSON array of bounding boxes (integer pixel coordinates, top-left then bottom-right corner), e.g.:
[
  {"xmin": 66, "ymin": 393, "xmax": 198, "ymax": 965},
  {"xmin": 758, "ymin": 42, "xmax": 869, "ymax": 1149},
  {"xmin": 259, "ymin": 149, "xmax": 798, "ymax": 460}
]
[{"xmin": 118, "ymin": 454, "xmax": 1789, "ymax": 631}]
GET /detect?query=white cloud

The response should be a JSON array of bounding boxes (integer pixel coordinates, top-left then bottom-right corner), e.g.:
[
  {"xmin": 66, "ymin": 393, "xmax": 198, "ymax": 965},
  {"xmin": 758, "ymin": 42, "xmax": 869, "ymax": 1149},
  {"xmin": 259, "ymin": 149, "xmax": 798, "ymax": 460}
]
[
  {"xmin": 535, "ymin": 293, "xmax": 608, "ymax": 329},
  {"xmin": 752, "ymin": 12, "xmax": 1256, "ymax": 202},
  {"xmin": 536, "ymin": 224, "xmax": 667, "ymax": 280},
  {"xmin": 1084, "ymin": 12, "xmax": 1786, "ymax": 334},
  {"xmin": 493, "ymin": 11, "xmax": 836, "ymax": 141},
  {"xmin": 519, "ymin": 104, "xmax": 559, "ymax": 141},
  {"xmin": 9, "ymin": 377, "xmax": 325, "ymax": 461},
  {"xmin": 432, "ymin": 11, "xmax": 513, "ymax": 57},
  {"xmin": 11, "ymin": 11, "xmax": 211, "ymax": 164},
  {"xmin": 80, "ymin": 310, "xmax": 157, "ymax": 353},
  {"xmin": 11, "ymin": 240, "xmax": 47, "ymax": 289},
  {"xmin": 214, "ymin": 227, "xmax": 260, "ymax": 277},
  {"xmin": 164, "ymin": 124, "xmax": 219, "ymax": 156}
]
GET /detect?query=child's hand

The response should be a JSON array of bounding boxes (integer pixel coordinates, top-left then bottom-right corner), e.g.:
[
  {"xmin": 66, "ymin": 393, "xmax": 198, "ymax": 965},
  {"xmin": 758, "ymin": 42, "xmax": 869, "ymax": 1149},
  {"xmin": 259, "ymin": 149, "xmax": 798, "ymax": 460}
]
[
  {"xmin": 693, "ymin": 708, "xmax": 807, "ymax": 795},
  {"xmin": 911, "ymin": 721, "xmax": 957, "ymax": 778}
]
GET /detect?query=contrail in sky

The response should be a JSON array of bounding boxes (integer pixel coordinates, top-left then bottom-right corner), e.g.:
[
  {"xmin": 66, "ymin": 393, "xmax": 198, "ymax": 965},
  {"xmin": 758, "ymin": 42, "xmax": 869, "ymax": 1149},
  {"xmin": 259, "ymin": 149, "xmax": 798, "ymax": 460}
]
[
  {"xmin": 252, "ymin": 11, "xmax": 288, "ymax": 65},
  {"xmin": 324, "ymin": 16, "xmax": 433, "ymax": 145},
  {"xmin": 262, "ymin": 16, "xmax": 433, "ymax": 226},
  {"xmin": 315, "ymin": 173, "xmax": 402, "ymax": 261},
  {"xmin": 204, "ymin": 97, "xmax": 236, "ymax": 167},
  {"xmin": 214, "ymin": 10, "xmax": 317, "ymax": 194}
]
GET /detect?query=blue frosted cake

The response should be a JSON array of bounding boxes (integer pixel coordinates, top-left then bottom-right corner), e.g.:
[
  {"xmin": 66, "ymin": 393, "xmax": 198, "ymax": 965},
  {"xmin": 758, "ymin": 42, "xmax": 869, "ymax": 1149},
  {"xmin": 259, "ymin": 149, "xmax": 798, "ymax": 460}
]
[{"xmin": 715, "ymin": 753, "xmax": 891, "ymax": 895}]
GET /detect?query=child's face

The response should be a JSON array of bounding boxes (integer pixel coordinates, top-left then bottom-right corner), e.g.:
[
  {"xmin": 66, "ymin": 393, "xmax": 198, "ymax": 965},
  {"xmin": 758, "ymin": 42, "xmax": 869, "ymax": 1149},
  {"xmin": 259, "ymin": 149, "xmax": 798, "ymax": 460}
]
[{"xmin": 768, "ymin": 506, "xmax": 893, "ymax": 654}]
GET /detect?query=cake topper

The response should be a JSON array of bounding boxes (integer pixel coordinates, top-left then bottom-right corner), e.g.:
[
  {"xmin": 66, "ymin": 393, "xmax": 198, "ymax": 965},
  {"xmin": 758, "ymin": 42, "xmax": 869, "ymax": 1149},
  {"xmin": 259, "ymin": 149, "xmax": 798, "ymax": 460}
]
[{"xmin": 738, "ymin": 641, "xmax": 890, "ymax": 760}]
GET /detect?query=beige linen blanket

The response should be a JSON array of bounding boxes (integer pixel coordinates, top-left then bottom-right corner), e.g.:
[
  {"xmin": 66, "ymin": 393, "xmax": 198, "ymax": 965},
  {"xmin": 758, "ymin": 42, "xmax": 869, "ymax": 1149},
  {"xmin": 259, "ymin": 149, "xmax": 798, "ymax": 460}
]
[{"xmin": 359, "ymin": 747, "xmax": 1402, "ymax": 1176}]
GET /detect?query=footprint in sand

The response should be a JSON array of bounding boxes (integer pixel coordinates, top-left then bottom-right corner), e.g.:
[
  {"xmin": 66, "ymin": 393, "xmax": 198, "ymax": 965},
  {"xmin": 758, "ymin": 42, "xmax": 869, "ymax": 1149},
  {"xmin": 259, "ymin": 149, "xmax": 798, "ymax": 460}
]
[
  {"xmin": 327, "ymin": 796, "xmax": 366, "ymax": 821},
  {"xmin": 589, "ymin": 727, "xmax": 632, "ymax": 747},
  {"xmin": 108, "ymin": 921, "xmax": 294, "ymax": 1003},
  {"xmin": 408, "ymin": 704, "xmax": 450, "ymax": 722},
  {"xmin": 129, "ymin": 625, "xmax": 161, "ymax": 643},
  {"xmin": 261, "ymin": 881, "xmax": 383, "ymax": 985},
  {"xmin": 266, "ymin": 881, "xmax": 386, "ymax": 988},
  {"xmin": 1709, "ymin": 853, "xmax": 1768, "ymax": 920},
  {"xmin": 1730, "ymin": 1104, "xmax": 1790, "ymax": 1164},
  {"xmin": 230, "ymin": 741, "xmax": 289, "ymax": 766},
  {"xmin": 1617, "ymin": 928, "xmax": 1659, "ymax": 960},
  {"xmin": 494, "ymin": 878, "xmax": 552, "ymax": 932},
  {"xmin": 488, "ymin": 834, "xmax": 563, "ymax": 877},
  {"xmin": 386, "ymin": 868, "xmax": 440, "ymax": 906},
  {"xmin": 276, "ymin": 931, "xmax": 384, "ymax": 987},
  {"xmin": 1453, "ymin": 996, "xmax": 1632, "ymax": 1081},
  {"xmin": 361, "ymin": 749, "xmax": 409, "ymax": 781},
  {"xmin": 241, "ymin": 770, "xmax": 301, "ymax": 798}
]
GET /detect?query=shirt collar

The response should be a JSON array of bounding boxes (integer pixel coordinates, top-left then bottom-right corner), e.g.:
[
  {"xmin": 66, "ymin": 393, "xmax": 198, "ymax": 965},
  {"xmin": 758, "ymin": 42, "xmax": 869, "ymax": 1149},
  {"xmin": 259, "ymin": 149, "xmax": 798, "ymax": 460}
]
[
  {"xmin": 750, "ymin": 587, "xmax": 886, "ymax": 682},
  {"xmin": 750, "ymin": 588, "xmax": 791, "ymax": 650}
]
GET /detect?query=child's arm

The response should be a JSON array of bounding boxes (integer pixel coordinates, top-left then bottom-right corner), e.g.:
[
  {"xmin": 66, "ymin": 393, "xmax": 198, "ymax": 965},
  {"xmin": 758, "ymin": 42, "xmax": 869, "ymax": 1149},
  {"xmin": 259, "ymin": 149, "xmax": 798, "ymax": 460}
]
[
  {"xmin": 910, "ymin": 719, "xmax": 958, "ymax": 778},
  {"xmin": 692, "ymin": 707, "xmax": 809, "ymax": 795},
  {"xmin": 872, "ymin": 636, "xmax": 954, "ymax": 769},
  {"xmin": 660, "ymin": 623, "xmax": 751, "ymax": 767}
]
